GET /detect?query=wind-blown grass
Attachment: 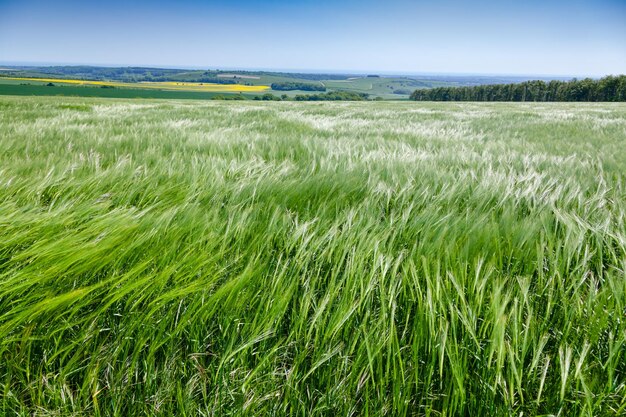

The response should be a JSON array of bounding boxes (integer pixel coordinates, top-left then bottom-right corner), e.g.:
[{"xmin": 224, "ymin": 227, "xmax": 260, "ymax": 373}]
[{"xmin": 0, "ymin": 97, "xmax": 625, "ymax": 416}]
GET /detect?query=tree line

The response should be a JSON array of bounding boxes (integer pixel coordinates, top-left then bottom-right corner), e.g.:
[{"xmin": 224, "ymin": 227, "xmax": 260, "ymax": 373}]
[
  {"xmin": 271, "ymin": 82, "xmax": 326, "ymax": 91},
  {"xmin": 410, "ymin": 75, "xmax": 626, "ymax": 102},
  {"xmin": 246, "ymin": 91, "xmax": 369, "ymax": 101},
  {"xmin": 294, "ymin": 91, "xmax": 368, "ymax": 101}
]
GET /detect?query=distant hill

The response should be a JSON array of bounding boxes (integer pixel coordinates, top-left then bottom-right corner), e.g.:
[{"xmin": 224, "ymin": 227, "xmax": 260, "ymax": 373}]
[{"xmin": 0, "ymin": 65, "xmax": 577, "ymax": 100}]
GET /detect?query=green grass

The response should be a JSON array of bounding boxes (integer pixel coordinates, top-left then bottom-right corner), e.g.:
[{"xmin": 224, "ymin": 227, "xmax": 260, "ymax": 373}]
[{"xmin": 0, "ymin": 96, "xmax": 625, "ymax": 416}]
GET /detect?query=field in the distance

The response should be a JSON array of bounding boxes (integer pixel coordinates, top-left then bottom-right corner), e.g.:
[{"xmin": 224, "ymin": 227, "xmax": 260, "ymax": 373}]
[
  {"xmin": 0, "ymin": 66, "xmax": 506, "ymax": 99},
  {"xmin": 1, "ymin": 76, "xmax": 271, "ymax": 92},
  {"xmin": 0, "ymin": 75, "xmax": 421, "ymax": 99},
  {"xmin": 0, "ymin": 96, "xmax": 625, "ymax": 416},
  {"xmin": 0, "ymin": 66, "xmax": 573, "ymax": 100}
]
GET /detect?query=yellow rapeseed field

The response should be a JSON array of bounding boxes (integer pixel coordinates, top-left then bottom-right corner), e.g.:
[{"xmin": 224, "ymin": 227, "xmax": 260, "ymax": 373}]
[
  {"xmin": 4, "ymin": 77, "xmax": 270, "ymax": 92},
  {"xmin": 139, "ymin": 81, "xmax": 269, "ymax": 92}
]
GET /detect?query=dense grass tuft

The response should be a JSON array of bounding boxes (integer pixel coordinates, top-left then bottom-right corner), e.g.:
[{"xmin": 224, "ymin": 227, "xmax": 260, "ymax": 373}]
[{"xmin": 0, "ymin": 97, "xmax": 625, "ymax": 416}]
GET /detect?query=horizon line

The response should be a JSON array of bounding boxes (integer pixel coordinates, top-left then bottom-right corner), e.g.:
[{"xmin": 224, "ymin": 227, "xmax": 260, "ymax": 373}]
[{"xmin": 0, "ymin": 60, "xmax": 611, "ymax": 80}]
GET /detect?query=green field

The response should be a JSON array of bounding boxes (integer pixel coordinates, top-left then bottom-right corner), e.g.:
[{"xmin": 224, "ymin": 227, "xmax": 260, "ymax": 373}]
[
  {"xmin": 0, "ymin": 75, "xmax": 419, "ymax": 100},
  {"xmin": 0, "ymin": 66, "xmax": 465, "ymax": 99},
  {"xmin": 0, "ymin": 66, "xmax": 576, "ymax": 101},
  {"xmin": 322, "ymin": 77, "xmax": 443, "ymax": 98},
  {"xmin": 0, "ymin": 96, "xmax": 625, "ymax": 416},
  {"xmin": 0, "ymin": 82, "xmax": 255, "ymax": 100}
]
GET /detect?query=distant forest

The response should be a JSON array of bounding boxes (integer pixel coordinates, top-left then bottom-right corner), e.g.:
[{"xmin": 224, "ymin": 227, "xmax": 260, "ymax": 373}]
[
  {"xmin": 410, "ymin": 75, "xmax": 626, "ymax": 102},
  {"xmin": 249, "ymin": 91, "xmax": 368, "ymax": 101},
  {"xmin": 293, "ymin": 91, "xmax": 368, "ymax": 101},
  {"xmin": 271, "ymin": 82, "xmax": 326, "ymax": 91}
]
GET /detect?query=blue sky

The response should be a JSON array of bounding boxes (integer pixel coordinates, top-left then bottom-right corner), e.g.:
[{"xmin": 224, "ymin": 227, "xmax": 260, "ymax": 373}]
[{"xmin": 1, "ymin": 0, "xmax": 624, "ymax": 76}]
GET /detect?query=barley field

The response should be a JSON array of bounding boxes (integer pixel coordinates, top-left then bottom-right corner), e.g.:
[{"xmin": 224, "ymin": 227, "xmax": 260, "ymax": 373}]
[{"xmin": 0, "ymin": 96, "xmax": 625, "ymax": 416}]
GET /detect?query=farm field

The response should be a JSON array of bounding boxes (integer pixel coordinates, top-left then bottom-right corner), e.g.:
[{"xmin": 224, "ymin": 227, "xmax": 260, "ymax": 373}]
[
  {"xmin": 1, "ymin": 76, "xmax": 269, "ymax": 92},
  {"xmin": 322, "ymin": 77, "xmax": 441, "ymax": 98},
  {"xmin": 0, "ymin": 66, "xmax": 493, "ymax": 99},
  {"xmin": 0, "ymin": 82, "xmax": 257, "ymax": 100},
  {"xmin": 0, "ymin": 96, "xmax": 625, "ymax": 416},
  {"xmin": 0, "ymin": 77, "xmax": 398, "ymax": 100}
]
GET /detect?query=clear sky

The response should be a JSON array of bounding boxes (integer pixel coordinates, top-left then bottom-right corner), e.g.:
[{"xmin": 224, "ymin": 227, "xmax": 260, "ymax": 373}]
[{"xmin": 1, "ymin": 0, "xmax": 624, "ymax": 76}]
